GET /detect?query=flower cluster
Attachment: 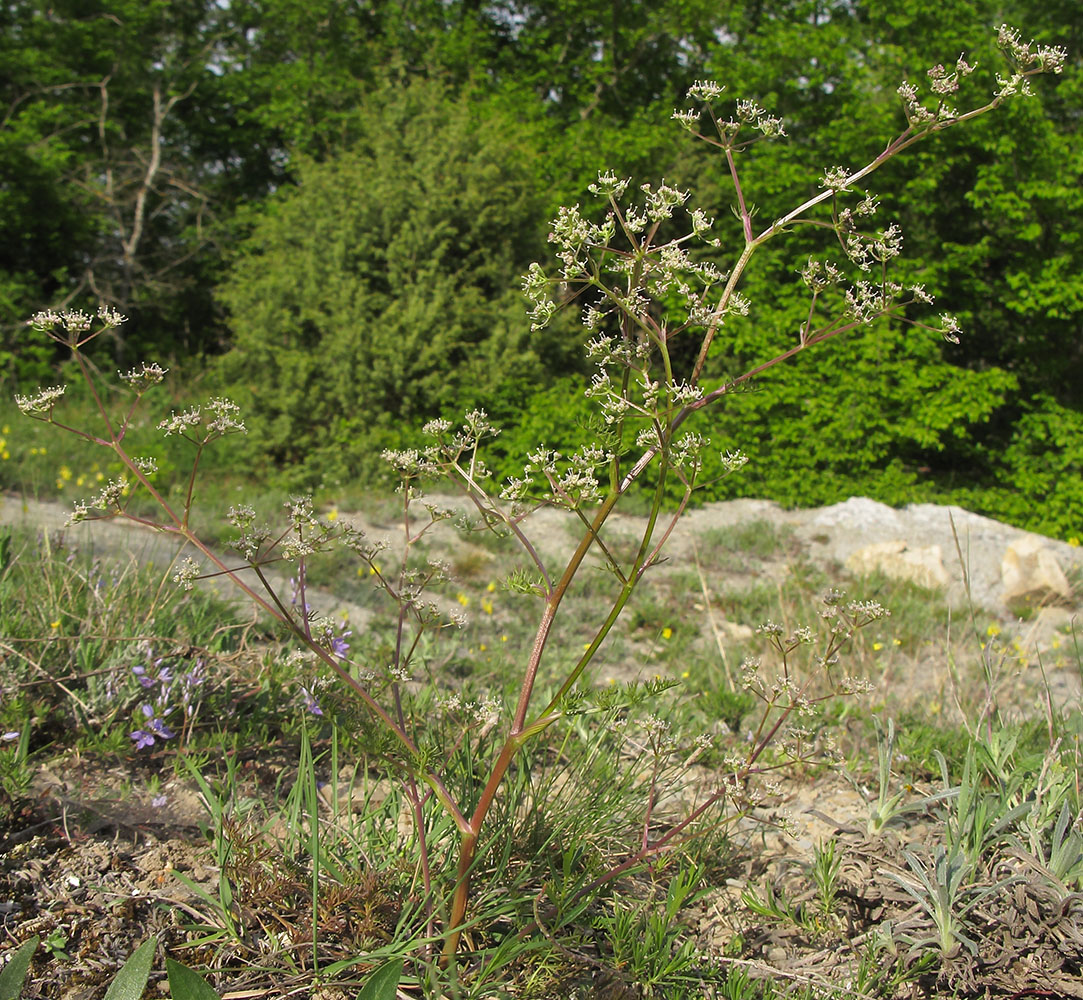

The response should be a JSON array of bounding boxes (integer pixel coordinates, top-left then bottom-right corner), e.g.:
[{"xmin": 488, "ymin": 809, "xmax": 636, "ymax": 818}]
[
  {"xmin": 66, "ymin": 476, "xmax": 132, "ymax": 525},
  {"xmin": 157, "ymin": 397, "xmax": 245, "ymax": 439},
  {"xmin": 28, "ymin": 304, "xmax": 127, "ymax": 334},
  {"xmin": 673, "ymin": 82, "xmax": 785, "ymax": 143},
  {"xmin": 118, "ymin": 362, "xmax": 168, "ymax": 394},
  {"xmin": 897, "ymin": 52, "xmax": 977, "ymax": 125},
  {"xmin": 997, "ymin": 24, "xmax": 1067, "ymax": 75},
  {"xmin": 820, "ymin": 165, "xmax": 851, "ymax": 192},
  {"xmin": 172, "ymin": 556, "xmax": 201, "ymax": 591},
  {"xmin": 844, "ymin": 222, "xmax": 904, "ymax": 271},
  {"xmin": 801, "ymin": 257, "xmax": 845, "ymax": 293},
  {"xmin": 14, "ymin": 385, "xmax": 66, "ymax": 416},
  {"xmin": 439, "ymin": 692, "xmax": 501, "ymax": 728},
  {"xmin": 26, "ymin": 304, "xmax": 127, "ymax": 351},
  {"xmin": 128, "ymin": 655, "xmax": 206, "ymax": 751},
  {"xmin": 226, "ymin": 503, "xmax": 270, "ymax": 562}
]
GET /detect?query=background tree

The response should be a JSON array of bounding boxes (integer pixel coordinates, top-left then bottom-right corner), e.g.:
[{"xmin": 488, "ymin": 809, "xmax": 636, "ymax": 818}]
[
  {"xmin": 0, "ymin": 0, "xmax": 286, "ymax": 377},
  {"xmin": 217, "ymin": 80, "xmax": 575, "ymax": 486}
]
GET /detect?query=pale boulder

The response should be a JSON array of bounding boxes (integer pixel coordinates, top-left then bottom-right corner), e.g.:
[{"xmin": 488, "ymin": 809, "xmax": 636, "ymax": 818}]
[
  {"xmin": 720, "ymin": 620, "xmax": 755, "ymax": 642},
  {"xmin": 845, "ymin": 540, "xmax": 950, "ymax": 591},
  {"xmin": 1001, "ymin": 536, "xmax": 1073, "ymax": 606}
]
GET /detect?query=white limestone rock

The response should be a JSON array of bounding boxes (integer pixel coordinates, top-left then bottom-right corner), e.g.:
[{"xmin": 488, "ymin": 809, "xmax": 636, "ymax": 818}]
[
  {"xmin": 1001, "ymin": 536, "xmax": 1073, "ymax": 606},
  {"xmin": 845, "ymin": 539, "xmax": 950, "ymax": 592}
]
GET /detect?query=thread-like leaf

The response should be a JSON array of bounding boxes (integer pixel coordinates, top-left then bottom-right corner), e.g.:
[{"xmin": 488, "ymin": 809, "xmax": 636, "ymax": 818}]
[
  {"xmin": 104, "ymin": 937, "xmax": 157, "ymax": 1000},
  {"xmin": 358, "ymin": 958, "xmax": 404, "ymax": 1000},
  {"xmin": 166, "ymin": 959, "xmax": 222, "ymax": 1000},
  {"xmin": 0, "ymin": 937, "xmax": 38, "ymax": 1000}
]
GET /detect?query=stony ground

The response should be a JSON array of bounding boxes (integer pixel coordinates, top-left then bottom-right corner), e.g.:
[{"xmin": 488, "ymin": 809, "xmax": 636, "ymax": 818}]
[{"xmin": 3, "ymin": 493, "xmax": 1081, "ymax": 996}]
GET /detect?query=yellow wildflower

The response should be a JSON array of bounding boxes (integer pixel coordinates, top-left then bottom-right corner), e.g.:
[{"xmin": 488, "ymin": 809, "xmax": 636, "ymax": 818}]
[{"xmin": 661, "ymin": 627, "xmax": 673, "ymax": 640}]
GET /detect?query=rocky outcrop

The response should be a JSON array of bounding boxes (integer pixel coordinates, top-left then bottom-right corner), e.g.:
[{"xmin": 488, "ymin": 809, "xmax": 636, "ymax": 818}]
[
  {"xmin": 1001, "ymin": 536, "xmax": 1074, "ymax": 607},
  {"xmin": 844, "ymin": 540, "xmax": 950, "ymax": 592},
  {"xmin": 787, "ymin": 496, "xmax": 1081, "ymax": 617}
]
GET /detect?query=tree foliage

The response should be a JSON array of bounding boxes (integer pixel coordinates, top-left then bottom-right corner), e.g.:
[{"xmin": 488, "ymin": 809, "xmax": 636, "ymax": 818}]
[
  {"xmin": 217, "ymin": 80, "xmax": 570, "ymax": 485},
  {"xmin": 4, "ymin": 0, "xmax": 1081, "ymax": 533}
]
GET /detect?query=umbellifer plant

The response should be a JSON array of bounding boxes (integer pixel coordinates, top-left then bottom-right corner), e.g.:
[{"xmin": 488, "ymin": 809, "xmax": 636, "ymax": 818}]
[{"xmin": 15, "ymin": 23, "xmax": 1065, "ymax": 989}]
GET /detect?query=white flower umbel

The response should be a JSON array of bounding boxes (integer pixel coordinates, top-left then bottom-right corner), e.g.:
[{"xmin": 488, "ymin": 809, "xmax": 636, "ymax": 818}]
[
  {"xmin": 119, "ymin": 362, "xmax": 168, "ymax": 394},
  {"xmin": 158, "ymin": 406, "xmax": 202, "ymax": 436},
  {"xmin": 172, "ymin": 557, "xmax": 201, "ymax": 591},
  {"xmin": 15, "ymin": 385, "xmax": 66, "ymax": 416}
]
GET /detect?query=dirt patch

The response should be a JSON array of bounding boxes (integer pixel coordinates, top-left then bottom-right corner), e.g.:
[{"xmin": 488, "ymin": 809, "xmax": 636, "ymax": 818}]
[{"xmin": 704, "ymin": 770, "xmax": 1083, "ymax": 999}]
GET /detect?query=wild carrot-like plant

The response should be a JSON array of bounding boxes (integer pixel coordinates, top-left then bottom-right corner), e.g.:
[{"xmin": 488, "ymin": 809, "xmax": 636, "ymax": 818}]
[{"xmin": 16, "ymin": 23, "xmax": 1066, "ymax": 983}]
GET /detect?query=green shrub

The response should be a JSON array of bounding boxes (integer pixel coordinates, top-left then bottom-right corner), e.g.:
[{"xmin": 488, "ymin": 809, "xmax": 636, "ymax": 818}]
[{"xmin": 217, "ymin": 79, "xmax": 577, "ymax": 488}]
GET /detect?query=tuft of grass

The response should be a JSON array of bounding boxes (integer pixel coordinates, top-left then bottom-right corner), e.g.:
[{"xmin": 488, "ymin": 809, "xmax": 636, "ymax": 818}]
[
  {"xmin": 0, "ymin": 523, "xmax": 303, "ymax": 770},
  {"xmin": 695, "ymin": 520, "xmax": 798, "ymax": 570}
]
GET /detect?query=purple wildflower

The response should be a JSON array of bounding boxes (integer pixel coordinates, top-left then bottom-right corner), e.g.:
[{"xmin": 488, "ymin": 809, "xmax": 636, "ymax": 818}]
[
  {"xmin": 329, "ymin": 629, "xmax": 352, "ymax": 660},
  {"xmin": 134, "ymin": 703, "xmax": 176, "ymax": 744},
  {"xmin": 130, "ymin": 730, "xmax": 155, "ymax": 750},
  {"xmin": 290, "ymin": 574, "xmax": 311, "ymax": 614},
  {"xmin": 301, "ymin": 686, "xmax": 324, "ymax": 716},
  {"xmin": 132, "ymin": 665, "xmax": 154, "ymax": 689}
]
